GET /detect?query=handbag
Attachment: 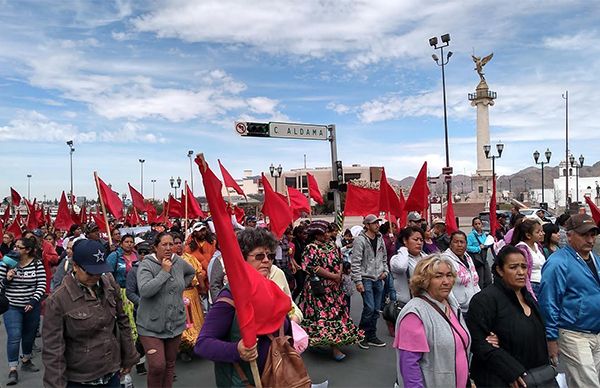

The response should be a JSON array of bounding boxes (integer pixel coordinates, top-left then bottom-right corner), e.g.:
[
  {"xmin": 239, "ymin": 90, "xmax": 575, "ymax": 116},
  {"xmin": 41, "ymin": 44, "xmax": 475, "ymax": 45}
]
[
  {"xmin": 309, "ymin": 275, "xmax": 326, "ymax": 297},
  {"xmin": 523, "ymin": 365, "xmax": 558, "ymax": 387},
  {"xmin": 382, "ymin": 300, "xmax": 405, "ymax": 323}
]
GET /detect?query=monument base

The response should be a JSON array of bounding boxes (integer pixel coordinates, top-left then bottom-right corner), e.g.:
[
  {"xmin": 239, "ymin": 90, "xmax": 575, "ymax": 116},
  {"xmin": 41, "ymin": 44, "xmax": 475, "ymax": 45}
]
[{"xmin": 470, "ymin": 172, "xmax": 493, "ymax": 204}]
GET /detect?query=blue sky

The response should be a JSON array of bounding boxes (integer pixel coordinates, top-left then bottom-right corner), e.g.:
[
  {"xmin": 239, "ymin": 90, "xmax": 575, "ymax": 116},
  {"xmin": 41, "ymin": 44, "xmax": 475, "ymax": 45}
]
[{"xmin": 1, "ymin": 0, "xmax": 599, "ymax": 201}]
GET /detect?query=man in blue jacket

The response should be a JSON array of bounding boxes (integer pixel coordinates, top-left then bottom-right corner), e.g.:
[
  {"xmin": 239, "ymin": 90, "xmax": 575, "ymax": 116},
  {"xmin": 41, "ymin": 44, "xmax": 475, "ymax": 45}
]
[{"xmin": 538, "ymin": 214, "xmax": 600, "ymax": 387}]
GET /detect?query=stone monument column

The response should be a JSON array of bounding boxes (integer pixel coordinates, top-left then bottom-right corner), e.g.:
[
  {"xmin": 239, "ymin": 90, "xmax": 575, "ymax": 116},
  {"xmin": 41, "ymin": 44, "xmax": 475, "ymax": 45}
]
[{"xmin": 469, "ymin": 53, "xmax": 496, "ymax": 202}]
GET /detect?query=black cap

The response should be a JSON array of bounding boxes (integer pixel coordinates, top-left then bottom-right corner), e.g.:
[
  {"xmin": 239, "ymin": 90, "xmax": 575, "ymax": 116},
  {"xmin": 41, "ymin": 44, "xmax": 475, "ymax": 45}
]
[
  {"xmin": 72, "ymin": 239, "xmax": 111, "ymax": 275},
  {"xmin": 85, "ymin": 222, "xmax": 99, "ymax": 233}
]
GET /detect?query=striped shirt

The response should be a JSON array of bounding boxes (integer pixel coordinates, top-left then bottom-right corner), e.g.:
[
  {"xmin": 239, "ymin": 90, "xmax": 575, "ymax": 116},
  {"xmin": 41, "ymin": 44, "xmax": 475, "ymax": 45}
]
[{"xmin": 0, "ymin": 260, "xmax": 47, "ymax": 308}]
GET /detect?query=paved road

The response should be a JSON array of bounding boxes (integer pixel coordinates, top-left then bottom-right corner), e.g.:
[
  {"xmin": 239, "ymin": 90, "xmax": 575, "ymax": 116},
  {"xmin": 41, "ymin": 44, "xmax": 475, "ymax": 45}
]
[{"xmin": 0, "ymin": 295, "xmax": 398, "ymax": 387}]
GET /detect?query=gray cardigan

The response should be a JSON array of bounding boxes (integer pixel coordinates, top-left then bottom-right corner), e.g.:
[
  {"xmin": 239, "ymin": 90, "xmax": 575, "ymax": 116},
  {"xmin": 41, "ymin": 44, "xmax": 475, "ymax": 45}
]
[{"xmin": 136, "ymin": 254, "xmax": 195, "ymax": 338}]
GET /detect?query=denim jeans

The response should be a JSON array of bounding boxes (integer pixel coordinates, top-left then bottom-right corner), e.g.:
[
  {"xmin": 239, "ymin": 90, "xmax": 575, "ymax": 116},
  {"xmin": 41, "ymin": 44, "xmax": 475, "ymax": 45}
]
[
  {"xmin": 380, "ymin": 272, "xmax": 397, "ymax": 310},
  {"xmin": 3, "ymin": 304, "xmax": 41, "ymax": 368},
  {"xmin": 359, "ymin": 279, "xmax": 384, "ymax": 340}
]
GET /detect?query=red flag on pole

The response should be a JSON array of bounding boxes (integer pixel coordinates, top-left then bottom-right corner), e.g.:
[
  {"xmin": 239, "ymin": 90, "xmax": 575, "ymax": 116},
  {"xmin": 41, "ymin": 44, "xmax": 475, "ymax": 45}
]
[
  {"xmin": 25, "ymin": 200, "xmax": 37, "ymax": 230},
  {"xmin": 287, "ymin": 186, "xmax": 310, "ymax": 220},
  {"xmin": 126, "ymin": 207, "xmax": 142, "ymax": 226},
  {"xmin": 585, "ymin": 196, "xmax": 600, "ymax": 225},
  {"xmin": 91, "ymin": 212, "xmax": 109, "ymax": 233},
  {"xmin": 343, "ymin": 183, "xmax": 380, "ymax": 216},
  {"xmin": 445, "ymin": 189, "xmax": 459, "ymax": 234},
  {"xmin": 78, "ymin": 204, "xmax": 87, "ymax": 225},
  {"xmin": 54, "ymin": 192, "xmax": 74, "ymax": 231},
  {"xmin": 7, "ymin": 213, "xmax": 23, "ymax": 239},
  {"xmin": 45, "ymin": 208, "xmax": 52, "ymax": 226},
  {"xmin": 218, "ymin": 159, "xmax": 246, "ymax": 198},
  {"xmin": 489, "ymin": 178, "xmax": 498, "ymax": 240},
  {"xmin": 2, "ymin": 205, "xmax": 10, "ymax": 225},
  {"xmin": 379, "ymin": 168, "xmax": 403, "ymax": 217},
  {"xmin": 195, "ymin": 155, "xmax": 290, "ymax": 348},
  {"xmin": 10, "ymin": 188, "xmax": 21, "ymax": 207},
  {"xmin": 96, "ymin": 176, "xmax": 123, "ymax": 219},
  {"xmin": 128, "ymin": 184, "xmax": 147, "ymax": 213},
  {"xmin": 183, "ymin": 183, "xmax": 206, "ymax": 219},
  {"xmin": 306, "ymin": 172, "xmax": 324, "ymax": 205},
  {"xmin": 146, "ymin": 203, "xmax": 157, "ymax": 224},
  {"xmin": 261, "ymin": 174, "xmax": 293, "ymax": 239},
  {"xmin": 404, "ymin": 162, "xmax": 430, "ymax": 214},
  {"xmin": 167, "ymin": 195, "xmax": 183, "ymax": 218}
]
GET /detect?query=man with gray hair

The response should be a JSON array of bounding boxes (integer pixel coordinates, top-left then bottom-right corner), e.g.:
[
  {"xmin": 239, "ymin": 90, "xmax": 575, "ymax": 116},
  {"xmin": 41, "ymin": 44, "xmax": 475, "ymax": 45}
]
[{"xmin": 538, "ymin": 214, "xmax": 600, "ymax": 387}]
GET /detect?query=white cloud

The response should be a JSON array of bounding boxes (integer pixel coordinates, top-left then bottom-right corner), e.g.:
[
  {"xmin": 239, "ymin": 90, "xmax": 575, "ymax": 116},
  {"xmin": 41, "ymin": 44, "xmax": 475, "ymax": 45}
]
[
  {"xmin": 543, "ymin": 31, "xmax": 598, "ymax": 51},
  {"xmin": 327, "ymin": 102, "xmax": 350, "ymax": 114}
]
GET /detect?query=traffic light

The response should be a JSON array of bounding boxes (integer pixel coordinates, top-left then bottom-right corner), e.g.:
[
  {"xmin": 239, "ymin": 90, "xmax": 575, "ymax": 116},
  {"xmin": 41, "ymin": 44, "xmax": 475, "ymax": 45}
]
[
  {"xmin": 335, "ymin": 160, "xmax": 343, "ymax": 183},
  {"xmin": 246, "ymin": 122, "xmax": 270, "ymax": 137}
]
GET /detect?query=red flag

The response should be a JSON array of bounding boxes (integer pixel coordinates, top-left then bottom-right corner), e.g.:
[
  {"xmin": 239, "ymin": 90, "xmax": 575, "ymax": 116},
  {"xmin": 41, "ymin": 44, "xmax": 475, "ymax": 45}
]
[
  {"xmin": 489, "ymin": 178, "xmax": 498, "ymax": 241},
  {"xmin": 128, "ymin": 184, "xmax": 147, "ymax": 213},
  {"xmin": 343, "ymin": 183, "xmax": 380, "ymax": 216},
  {"xmin": 218, "ymin": 159, "xmax": 246, "ymax": 197},
  {"xmin": 585, "ymin": 196, "xmax": 600, "ymax": 225},
  {"xmin": 196, "ymin": 155, "xmax": 290, "ymax": 347},
  {"xmin": 91, "ymin": 212, "xmax": 108, "ymax": 233},
  {"xmin": 167, "ymin": 195, "xmax": 183, "ymax": 218},
  {"xmin": 379, "ymin": 168, "xmax": 403, "ymax": 217},
  {"xmin": 126, "ymin": 207, "xmax": 142, "ymax": 226},
  {"xmin": 1, "ymin": 205, "xmax": 10, "ymax": 225},
  {"xmin": 10, "ymin": 188, "xmax": 21, "ymax": 206},
  {"xmin": 306, "ymin": 172, "xmax": 324, "ymax": 205},
  {"xmin": 7, "ymin": 213, "xmax": 23, "ymax": 239},
  {"xmin": 25, "ymin": 200, "xmax": 38, "ymax": 230},
  {"xmin": 234, "ymin": 205, "xmax": 245, "ymax": 223},
  {"xmin": 54, "ymin": 192, "xmax": 74, "ymax": 231},
  {"xmin": 445, "ymin": 189, "xmax": 459, "ymax": 234},
  {"xmin": 287, "ymin": 186, "xmax": 310, "ymax": 220},
  {"xmin": 261, "ymin": 174, "xmax": 293, "ymax": 239},
  {"xmin": 45, "ymin": 208, "xmax": 52, "ymax": 226},
  {"xmin": 78, "ymin": 204, "xmax": 87, "ymax": 225},
  {"xmin": 146, "ymin": 203, "xmax": 158, "ymax": 224},
  {"xmin": 404, "ymin": 162, "xmax": 430, "ymax": 214},
  {"xmin": 96, "ymin": 176, "xmax": 123, "ymax": 219},
  {"xmin": 183, "ymin": 183, "xmax": 206, "ymax": 219}
]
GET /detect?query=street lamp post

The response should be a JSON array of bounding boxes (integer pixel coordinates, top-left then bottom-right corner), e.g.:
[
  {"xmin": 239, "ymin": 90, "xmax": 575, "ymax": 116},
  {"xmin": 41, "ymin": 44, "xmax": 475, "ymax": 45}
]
[
  {"xmin": 533, "ymin": 148, "xmax": 552, "ymax": 205},
  {"xmin": 26, "ymin": 174, "xmax": 32, "ymax": 200},
  {"xmin": 170, "ymin": 176, "xmax": 182, "ymax": 198},
  {"xmin": 562, "ymin": 91, "xmax": 569, "ymax": 207},
  {"xmin": 269, "ymin": 163, "xmax": 283, "ymax": 193},
  {"xmin": 430, "ymin": 33, "xmax": 454, "ymax": 201},
  {"xmin": 484, "ymin": 142, "xmax": 504, "ymax": 209},
  {"xmin": 151, "ymin": 179, "xmax": 157, "ymax": 200},
  {"xmin": 139, "ymin": 159, "xmax": 145, "ymax": 195},
  {"xmin": 569, "ymin": 154, "xmax": 584, "ymax": 203},
  {"xmin": 596, "ymin": 180, "xmax": 600, "ymax": 206},
  {"xmin": 66, "ymin": 140, "xmax": 74, "ymax": 205},
  {"xmin": 187, "ymin": 150, "xmax": 194, "ymax": 193},
  {"xmin": 121, "ymin": 193, "xmax": 127, "ymax": 213}
]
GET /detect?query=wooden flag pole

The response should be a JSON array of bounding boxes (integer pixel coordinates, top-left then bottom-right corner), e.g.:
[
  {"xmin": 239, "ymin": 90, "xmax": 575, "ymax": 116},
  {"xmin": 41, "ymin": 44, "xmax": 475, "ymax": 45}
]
[
  {"xmin": 93, "ymin": 172, "xmax": 113, "ymax": 247},
  {"xmin": 165, "ymin": 196, "xmax": 171, "ymax": 225},
  {"xmin": 184, "ymin": 181, "xmax": 189, "ymax": 239},
  {"xmin": 250, "ymin": 360, "xmax": 262, "ymax": 388}
]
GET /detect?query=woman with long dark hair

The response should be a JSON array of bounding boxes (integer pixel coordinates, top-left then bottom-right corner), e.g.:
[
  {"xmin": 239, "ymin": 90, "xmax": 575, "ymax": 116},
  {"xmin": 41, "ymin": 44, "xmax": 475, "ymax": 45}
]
[
  {"xmin": 511, "ymin": 218, "xmax": 544, "ymax": 297},
  {"xmin": 542, "ymin": 223, "xmax": 560, "ymax": 259}
]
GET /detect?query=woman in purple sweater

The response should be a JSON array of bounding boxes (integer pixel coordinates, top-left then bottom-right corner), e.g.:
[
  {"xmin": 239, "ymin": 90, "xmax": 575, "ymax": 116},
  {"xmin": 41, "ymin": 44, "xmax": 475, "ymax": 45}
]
[{"xmin": 194, "ymin": 228, "xmax": 291, "ymax": 387}]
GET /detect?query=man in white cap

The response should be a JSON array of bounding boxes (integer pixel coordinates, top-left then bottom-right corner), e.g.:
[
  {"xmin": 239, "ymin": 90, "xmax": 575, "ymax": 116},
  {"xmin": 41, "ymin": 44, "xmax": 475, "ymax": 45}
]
[
  {"xmin": 407, "ymin": 212, "xmax": 422, "ymax": 228},
  {"xmin": 351, "ymin": 214, "xmax": 389, "ymax": 349}
]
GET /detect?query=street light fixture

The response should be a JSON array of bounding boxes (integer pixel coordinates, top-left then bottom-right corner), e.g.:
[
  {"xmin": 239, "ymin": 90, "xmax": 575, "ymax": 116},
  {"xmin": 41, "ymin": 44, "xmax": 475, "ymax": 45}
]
[
  {"xmin": 187, "ymin": 150, "xmax": 194, "ymax": 193},
  {"xmin": 151, "ymin": 179, "xmax": 157, "ymax": 200},
  {"xmin": 138, "ymin": 159, "xmax": 145, "ymax": 195},
  {"xmin": 430, "ymin": 33, "xmax": 453, "ymax": 207},
  {"xmin": 269, "ymin": 163, "xmax": 283, "ymax": 192},
  {"xmin": 66, "ymin": 140, "xmax": 75, "ymax": 206},
  {"xmin": 26, "ymin": 174, "xmax": 32, "ymax": 200},
  {"xmin": 484, "ymin": 142, "xmax": 504, "ymax": 210},
  {"xmin": 533, "ymin": 148, "xmax": 552, "ymax": 205},
  {"xmin": 170, "ymin": 176, "xmax": 182, "ymax": 198},
  {"xmin": 569, "ymin": 154, "xmax": 584, "ymax": 203}
]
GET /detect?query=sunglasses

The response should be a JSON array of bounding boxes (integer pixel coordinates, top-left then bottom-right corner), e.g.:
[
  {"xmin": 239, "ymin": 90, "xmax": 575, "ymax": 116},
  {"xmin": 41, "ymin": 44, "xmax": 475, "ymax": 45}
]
[{"xmin": 248, "ymin": 252, "xmax": 276, "ymax": 261}]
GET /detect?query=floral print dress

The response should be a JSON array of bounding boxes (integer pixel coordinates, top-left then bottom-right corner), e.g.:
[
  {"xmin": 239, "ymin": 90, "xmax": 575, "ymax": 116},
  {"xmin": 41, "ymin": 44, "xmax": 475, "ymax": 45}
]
[{"xmin": 298, "ymin": 240, "xmax": 364, "ymax": 347}]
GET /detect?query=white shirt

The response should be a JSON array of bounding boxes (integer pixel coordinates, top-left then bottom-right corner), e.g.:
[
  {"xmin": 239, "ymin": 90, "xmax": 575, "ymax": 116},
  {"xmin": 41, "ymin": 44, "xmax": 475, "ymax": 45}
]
[{"xmin": 528, "ymin": 244, "xmax": 546, "ymax": 283}]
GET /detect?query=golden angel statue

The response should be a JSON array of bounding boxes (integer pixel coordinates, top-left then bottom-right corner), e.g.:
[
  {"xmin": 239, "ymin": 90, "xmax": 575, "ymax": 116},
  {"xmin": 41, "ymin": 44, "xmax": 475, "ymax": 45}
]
[{"xmin": 472, "ymin": 53, "xmax": 493, "ymax": 81}]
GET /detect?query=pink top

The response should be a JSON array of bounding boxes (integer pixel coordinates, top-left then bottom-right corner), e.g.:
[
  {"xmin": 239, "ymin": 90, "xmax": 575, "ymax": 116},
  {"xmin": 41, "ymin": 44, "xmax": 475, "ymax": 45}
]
[{"xmin": 394, "ymin": 312, "xmax": 469, "ymax": 387}]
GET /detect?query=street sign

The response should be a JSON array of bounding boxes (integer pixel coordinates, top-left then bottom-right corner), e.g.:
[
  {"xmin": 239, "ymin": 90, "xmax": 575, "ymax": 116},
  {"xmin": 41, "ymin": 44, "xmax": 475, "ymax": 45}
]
[
  {"xmin": 442, "ymin": 167, "xmax": 453, "ymax": 175},
  {"xmin": 269, "ymin": 122, "xmax": 328, "ymax": 141}
]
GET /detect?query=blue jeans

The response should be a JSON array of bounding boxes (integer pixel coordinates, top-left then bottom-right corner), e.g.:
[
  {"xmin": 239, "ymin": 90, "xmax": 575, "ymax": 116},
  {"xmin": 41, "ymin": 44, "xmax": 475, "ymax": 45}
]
[
  {"xmin": 359, "ymin": 279, "xmax": 384, "ymax": 340},
  {"xmin": 3, "ymin": 304, "xmax": 41, "ymax": 368},
  {"xmin": 380, "ymin": 272, "xmax": 397, "ymax": 310}
]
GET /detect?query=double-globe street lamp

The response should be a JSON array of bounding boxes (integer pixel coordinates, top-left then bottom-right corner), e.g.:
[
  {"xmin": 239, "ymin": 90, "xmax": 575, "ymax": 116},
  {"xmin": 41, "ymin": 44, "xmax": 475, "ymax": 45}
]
[
  {"xmin": 187, "ymin": 150, "xmax": 194, "ymax": 193},
  {"xmin": 430, "ymin": 34, "xmax": 454, "ymax": 206},
  {"xmin": 151, "ymin": 179, "xmax": 157, "ymax": 200},
  {"xmin": 569, "ymin": 154, "xmax": 584, "ymax": 203},
  {"xmin": 139, "ymin": 159, "xmax": 145, "ymax": 195},
  {"xmin": 66, "ymin": 140, "xmax": 75, "ymax": 205},
  {"xmin": 484, "ymin": 142, "xmax": 504, "ymax": 208},
  {"xmin": 26, "ymin": 174, "xmax": 32, "ymax": 201},
  {"xmin": 269, "ymin": 163, "xmax": 283, "ymax": 193},
  {"xmin": 170, "ymin": 176, "xmax": 182, "ymax": 198},
  {"xmin": 533, "ymin": 148, "xmax": 552, "ymax": 205}
]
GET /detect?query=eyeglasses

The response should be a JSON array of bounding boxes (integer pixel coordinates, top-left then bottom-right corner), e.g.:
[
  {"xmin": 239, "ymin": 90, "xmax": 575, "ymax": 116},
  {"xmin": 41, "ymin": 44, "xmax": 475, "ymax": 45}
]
[{"xmin": 247, "ymin": 252, "xmax": 276, "ymax": 261}]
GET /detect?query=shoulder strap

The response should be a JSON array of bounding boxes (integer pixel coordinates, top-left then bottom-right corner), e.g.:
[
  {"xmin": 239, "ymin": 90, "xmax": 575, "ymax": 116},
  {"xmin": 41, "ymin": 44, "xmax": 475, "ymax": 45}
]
[
  {"xmin": 417, "ymin": 296, "xmax": 468, "ymax": 352},
  {"xmin": 216, "ymin": 296, "xmax": 235, "ymax": 307}
]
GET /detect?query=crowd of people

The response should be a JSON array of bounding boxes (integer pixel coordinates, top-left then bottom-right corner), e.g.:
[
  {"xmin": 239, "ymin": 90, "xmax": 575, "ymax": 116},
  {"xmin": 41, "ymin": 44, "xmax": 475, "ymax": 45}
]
[{"xmin": 0, "ymin": 203, "xmax": 598, "ymax": 387}]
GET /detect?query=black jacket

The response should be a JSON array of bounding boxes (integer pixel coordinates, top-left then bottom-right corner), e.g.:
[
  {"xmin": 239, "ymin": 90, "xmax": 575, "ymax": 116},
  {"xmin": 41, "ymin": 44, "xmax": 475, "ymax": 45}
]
[{"xmin": 466, "ymin": 279, "xmax": 550, "ymax": 387}]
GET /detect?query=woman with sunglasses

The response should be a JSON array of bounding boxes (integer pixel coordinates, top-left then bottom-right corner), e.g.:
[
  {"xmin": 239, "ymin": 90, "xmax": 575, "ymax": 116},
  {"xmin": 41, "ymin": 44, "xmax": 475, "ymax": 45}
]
[
  {"xmin": 195, "ymin": 227, "xmax": 298, "ymax": 386},
  {"xmin": 298, "ymin": 220, "xmax": 363, "ymax": 361},
  {"xmin": 0, "ymin": 237, "xmax": 46, "ymax": 385},
  {"xmin": 136, "ymin": 232, "xmax": 195, "ymax": 388}
]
